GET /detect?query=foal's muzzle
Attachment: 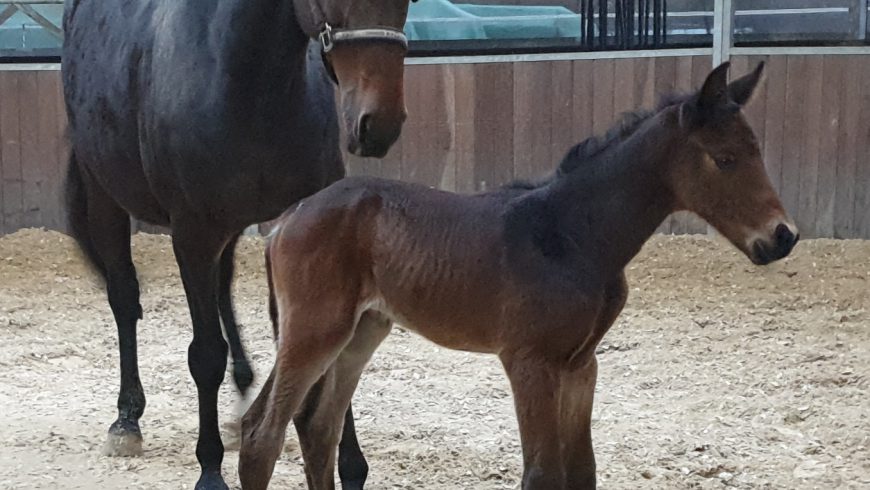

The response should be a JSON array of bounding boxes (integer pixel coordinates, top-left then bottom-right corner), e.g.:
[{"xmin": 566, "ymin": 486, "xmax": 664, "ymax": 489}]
[{"xmin": 750, "ymin": 223, "xmax": 799, "ymax": 265}]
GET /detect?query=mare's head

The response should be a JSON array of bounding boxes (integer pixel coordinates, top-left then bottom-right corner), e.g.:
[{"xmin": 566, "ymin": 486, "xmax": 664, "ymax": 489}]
[
  {"xmin": 294, "ymin": 0, "xmax": 412, "ymax": 157},
  {"xmin": 670, "ymin": 62, "xmax": 799, "ymax": 265}
]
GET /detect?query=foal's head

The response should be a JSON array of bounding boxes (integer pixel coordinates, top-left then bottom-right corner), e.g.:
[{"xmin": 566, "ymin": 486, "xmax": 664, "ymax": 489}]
[
  {"xmin": 295, "ymin": 0, "xmax": 412, "ymax": 157},
  {"xmin": 670, "ymin": 62, "xmax": 798, "ymax": 265}
]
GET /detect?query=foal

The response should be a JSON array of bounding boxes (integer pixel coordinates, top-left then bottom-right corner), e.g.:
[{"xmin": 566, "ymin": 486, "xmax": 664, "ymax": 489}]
[{"xmin": 239, "ymin": 62, "xmax": 799, "ymax": 489}]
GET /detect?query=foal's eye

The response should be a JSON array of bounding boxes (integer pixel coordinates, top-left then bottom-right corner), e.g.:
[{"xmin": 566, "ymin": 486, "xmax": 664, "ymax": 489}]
[{"xmin": 715, "ymin": 157, "xmax": 736, "ymax": 170}]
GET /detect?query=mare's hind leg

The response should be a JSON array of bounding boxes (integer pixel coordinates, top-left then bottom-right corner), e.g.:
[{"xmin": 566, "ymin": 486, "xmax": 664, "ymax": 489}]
[
  {"xmin": 296, "ymin": 311, "xmax": 391, "ymax": 490},
  {"xmin": 80, "ymin": 181, "xmax": 146, "ymax": 457},
  {"xmin": 238, "ymin": 301, "xmax": 360, "ymax": 490}
]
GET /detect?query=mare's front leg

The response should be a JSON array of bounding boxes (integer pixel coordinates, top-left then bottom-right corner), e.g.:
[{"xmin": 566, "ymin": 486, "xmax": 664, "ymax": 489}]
[
  {"xmin": 501, "ymin": 352, "xmax": 566, "ymax": 489},
  {"xmin": 172, "ymin": 224, "xmax": 235, "ymax": 490}
]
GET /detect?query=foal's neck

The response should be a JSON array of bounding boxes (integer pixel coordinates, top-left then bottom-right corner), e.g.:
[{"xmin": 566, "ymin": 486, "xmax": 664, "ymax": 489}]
[{"xmin": 548, "ymin": 111, "xmax": 681, "ymax": 276}]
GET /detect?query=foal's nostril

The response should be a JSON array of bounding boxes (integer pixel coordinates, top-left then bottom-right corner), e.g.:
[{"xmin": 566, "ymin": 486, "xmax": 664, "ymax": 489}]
[
  {"xmin": 357, "ymin": 113, "xmax": 372, "ymax": 145},
  {"xmin": 775, "ymin": 223, "xmax": 794, "ymax": 246}
]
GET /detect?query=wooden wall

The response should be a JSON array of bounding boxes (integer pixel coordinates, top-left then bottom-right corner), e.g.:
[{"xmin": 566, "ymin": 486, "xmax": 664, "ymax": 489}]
[{"xmin": 1, "ymin": 53, "xmax": 869, "ymax": 238}]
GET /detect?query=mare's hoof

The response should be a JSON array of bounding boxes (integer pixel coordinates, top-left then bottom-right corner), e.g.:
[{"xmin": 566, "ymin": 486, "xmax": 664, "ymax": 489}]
[
  {"xmin": 195, "ymin": 470, "xmax": 229, "ymax": 490},
  {"xmin": 103, "ymin": 420, "xmax": 143, "ymax": 457},
  {"xmin": 340, "ymin": 480, "xmax": 366, "ymax": 490}
]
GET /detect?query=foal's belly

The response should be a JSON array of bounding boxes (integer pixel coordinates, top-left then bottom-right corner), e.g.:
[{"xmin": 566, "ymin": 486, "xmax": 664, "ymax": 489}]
[{"xmin": 367, "ymin": 292, "xmax": 500, "ymax": 354}]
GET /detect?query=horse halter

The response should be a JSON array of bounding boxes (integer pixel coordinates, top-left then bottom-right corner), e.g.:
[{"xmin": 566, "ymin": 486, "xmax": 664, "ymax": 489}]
[{"xmin": 318, "ymin": 23, "xmax": 408, "ymax": 83}]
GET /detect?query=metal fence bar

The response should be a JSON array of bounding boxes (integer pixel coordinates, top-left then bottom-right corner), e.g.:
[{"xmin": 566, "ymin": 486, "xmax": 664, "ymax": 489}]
[
  {"xmin": 860, "ymin": 0, "xmax": 869, "ymax": 40},
  {"xmin": 712, "ymin": 0, "xmax": 733, "ymax": 66}
]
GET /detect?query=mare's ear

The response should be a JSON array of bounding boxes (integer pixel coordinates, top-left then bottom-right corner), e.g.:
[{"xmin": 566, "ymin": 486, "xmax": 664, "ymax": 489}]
[{"xmin": 728, "ymin": 61, "xmax": 765, "ymax": 107}]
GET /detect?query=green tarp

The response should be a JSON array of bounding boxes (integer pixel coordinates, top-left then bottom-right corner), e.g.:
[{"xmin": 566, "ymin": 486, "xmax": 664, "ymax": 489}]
[{"xmin": 405, "ymin": 0, "xmax": 582, "ymax": 41}]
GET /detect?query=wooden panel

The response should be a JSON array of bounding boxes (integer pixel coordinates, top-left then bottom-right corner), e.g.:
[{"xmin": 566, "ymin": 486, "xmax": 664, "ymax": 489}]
[
  {"xmin": 815, "ymin": 55, "xmax": 845, "ymax": 238},
  {"xmin": 761, "ymin": 55, "xmax": 788, "ymax": 195},
  {"xmin": 472, "ymin": 63, "xmax": 514, "ymax": 191},
  {"xmin": 0, "ymin": 72, "xmax": 22, "ymax": 234},
  {"xmin": 591, "ymin": 59, "xmax": 615, "ymax": 135},
  {"xmin": 571, "ymin": 59, "xmax": 594, "ymax": 143},
  {"xmin": 513, "ymin": 62, "xmax": 552, "ymax": 182},
  {"xmin": 854, "ymin": 60, "xmax": 870, "ymax": 237},
  {"xmin": 401, "ymin": 64, "xmax": 452, "ymax": 189},
  {"xmin": 4, "ymin": 55, "xmax": 870, "ymax": 239},
  {"xmin": 780, "ymin": 56, "xmax": 809, "ymax": 221},
  {"xmin": 451, "ymin": 64, "xmax": 476, "ymax": 194},
  {"xmin": 797, "ymin": 56, "xmax": 824, "ymax": 237},
  {"xmin": 549, "ymin": 61, "xmax": 574, "ymax": 169},
  {"xmin": 18, "ymin": 72, "xmax": 41, "ymax": 229},
  {"xmin": 833, "ymin": 57, "xmax": 862, "ymax": 238}
]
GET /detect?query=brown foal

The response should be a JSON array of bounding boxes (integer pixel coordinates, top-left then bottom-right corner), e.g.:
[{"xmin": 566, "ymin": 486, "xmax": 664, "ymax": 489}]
[{"xmin": 238, "ymin": 62, "xmax": 799, "ymax": 489}]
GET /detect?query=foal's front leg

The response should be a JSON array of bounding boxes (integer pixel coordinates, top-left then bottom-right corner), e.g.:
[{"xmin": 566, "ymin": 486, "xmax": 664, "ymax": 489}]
[
  {"xmin": 501, "ymin": 354, "xmax": 566, "ymax": 489},
  {"xmin": 558, "ymin": 357, "xmax": 598, "ymax": 489}
]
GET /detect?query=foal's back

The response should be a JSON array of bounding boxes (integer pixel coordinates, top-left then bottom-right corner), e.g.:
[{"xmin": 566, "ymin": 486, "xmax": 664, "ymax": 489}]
[{"xmin": 269, "ymin": 176, "xmax": 575, "ymax": 353}]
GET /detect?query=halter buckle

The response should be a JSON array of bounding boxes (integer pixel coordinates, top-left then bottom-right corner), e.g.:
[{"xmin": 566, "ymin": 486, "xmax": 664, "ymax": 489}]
[{"xmin": 319, "ymin": 23, "xmax": 335, "ymax": 53}]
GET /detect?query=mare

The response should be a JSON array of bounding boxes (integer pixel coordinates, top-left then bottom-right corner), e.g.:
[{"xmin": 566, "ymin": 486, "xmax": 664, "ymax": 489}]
[
  {"xmin": 238, "ymin": 62, "xmax": 800, "ymax": 489},
  {"xmin": 62, "ymin": 0, "xmax": 413, "ymax": 488}
]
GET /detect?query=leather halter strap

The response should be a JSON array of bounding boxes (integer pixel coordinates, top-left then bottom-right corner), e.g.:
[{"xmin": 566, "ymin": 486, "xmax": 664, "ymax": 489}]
[{"xmin": 318, "ymin": 23, "xmax": 408, "ymax": 53}]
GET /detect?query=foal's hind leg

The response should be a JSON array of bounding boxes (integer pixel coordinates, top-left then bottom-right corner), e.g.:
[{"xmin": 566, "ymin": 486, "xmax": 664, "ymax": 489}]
[
  {"xmin": 78, "ymin": 180, "xmax": 146, "ymax": 457},
  {"xmin": 295, "ymin": 311, "xmax": 391, "ymax": 490},
  {"xmin": 238, "ymin": 302, "xmax": 359, "ymax": 490}
]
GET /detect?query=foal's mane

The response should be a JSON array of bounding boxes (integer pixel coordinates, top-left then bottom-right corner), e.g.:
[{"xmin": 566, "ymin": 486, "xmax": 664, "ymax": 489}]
[{"xmin": 506, "ymin": 92, "xmax": 692, "ymax": 190}]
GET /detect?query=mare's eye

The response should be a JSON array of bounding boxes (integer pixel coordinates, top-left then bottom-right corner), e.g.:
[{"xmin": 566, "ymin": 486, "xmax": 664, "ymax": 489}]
[{"xmin": 715, "ymin": 156, "xmax": 736, "ymax": 170}]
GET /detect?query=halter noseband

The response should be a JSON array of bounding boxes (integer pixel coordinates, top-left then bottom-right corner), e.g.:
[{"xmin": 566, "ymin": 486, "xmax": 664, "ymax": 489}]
[
  {"xmin": 319, "ymin": 23, "xmax": 408, "ymax": 54},
  {"xmin": 318, "ymin": 23, "xmax": 407, "ymax": 83}
]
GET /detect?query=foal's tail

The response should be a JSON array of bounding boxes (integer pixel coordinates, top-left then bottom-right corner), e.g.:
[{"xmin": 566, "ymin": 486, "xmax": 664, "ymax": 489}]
[
  {"xmin": 264, "ymin": 237, "xmax": 279, "ymax": 342},
  {"xmin": 64, "ymin": 150, "xmax": 106, "ymax": 278}
]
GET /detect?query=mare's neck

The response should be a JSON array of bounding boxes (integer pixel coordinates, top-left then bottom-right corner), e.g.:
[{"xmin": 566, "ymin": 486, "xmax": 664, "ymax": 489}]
[
  {"xmin": 212, "ymin": 0, "xmax": 310, "ymax": 98},
  {"xmin": 547, "ymin": 111, "xmax": 682, "ymax": 276}
]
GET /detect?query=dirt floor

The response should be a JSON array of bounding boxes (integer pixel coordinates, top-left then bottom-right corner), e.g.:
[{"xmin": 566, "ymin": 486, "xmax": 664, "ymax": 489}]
[{"xmin": 0, "ymin": 228, "xmax": 867, "ymax": 489}]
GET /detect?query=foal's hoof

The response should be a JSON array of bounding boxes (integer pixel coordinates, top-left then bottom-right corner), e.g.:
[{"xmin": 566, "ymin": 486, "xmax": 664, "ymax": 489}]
[
  {"xmin": 102, "ymin": 420, "xmax": 143, "ymax": 457},
  {"xmin": 195, "ymin": 470, "xmax": 229, "ymax": 490}
]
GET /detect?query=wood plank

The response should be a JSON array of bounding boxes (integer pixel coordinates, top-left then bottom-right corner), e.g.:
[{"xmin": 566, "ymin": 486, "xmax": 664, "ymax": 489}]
[
  {"xmin": 55, "ymin": 70, "xmax": 70, "ymax": 234},
  {"xmin": 37, "ymin": 71, "xmax": 62, "ymax": 231},
  {"xmin": 779, "ymin": 56, "xmax": 808, "ymax": 221},
  {"xmin": 513, "ymin": 61, "xmax": 552, "ymax": 182},
  {"xmin": 833, "ymin": 56, "xmax": 862, "ymax": 238},
  {"xmin": 612, "ymin": 58, "xmax": 635, "ymax": 120},
  {"xmin": 571, "ymin": 60, "xmax": 594, "ymax": 143},
  {"xmin": 760, "ymin": 56, "xmax": 787, "ymax": 198},
  {"xmin": 633, "ymin": 57, "xmax": 656, "ymax": 110},
  {"xmin": 814, "ymin": 55, "xmax": 845, "ymax": 238},
  {"xmin": 653, "ymin": 56, "xmax": 677, "ymax": 234},
  {"xmin": 853, "ymin": 60, "xmax": 870, "ymax": 238},
  {"xmin": 402, "ymin": 64, "xmax": 451, "ymax": 188},
  {"xmin": 451, "ymin": 64, "xmax": 476, "ymax": 194},
  {"xmin": 797, "ymin": 56, "xmax": 824, "ymax": 237},
  {"xmin": 472, "ymin": 63, "xmax": 514, "ymax": 191},
  {"xmin": 0, "ymin": 72, "xmax": 23, "ymax": 233},
  {"xmin": 18, "ymin": 72, "xmax": 41, "ymax": 229},
  {"xmin": 549, "ymin": 60, "xmax": 574, "ymax": 173},
  {"xmin": 591, "ymin": 59, "xmax": 615, "ymax": 136},
  {"xmin": 670, "ymin": 56, "xmax": 698, "ymax": 235}
]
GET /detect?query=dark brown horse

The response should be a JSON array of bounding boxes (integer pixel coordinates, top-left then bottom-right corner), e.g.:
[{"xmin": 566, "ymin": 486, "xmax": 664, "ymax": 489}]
[
  {"xmin": 239, "ymin": 62, "xmax": 799, "ymax": 489},
  {"xmin": 62, "ymin": 0, "xmax": 413, "ymax": 488}
]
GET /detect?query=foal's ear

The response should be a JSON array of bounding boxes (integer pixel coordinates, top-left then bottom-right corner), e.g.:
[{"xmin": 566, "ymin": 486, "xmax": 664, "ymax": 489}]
[
  {"xmin": 697, "ymin": 62, "xmax": 731, "ymax": 110},
  {"xmin": 728, "ymin": 61, "xmax": 765, "ymax": 106}
]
